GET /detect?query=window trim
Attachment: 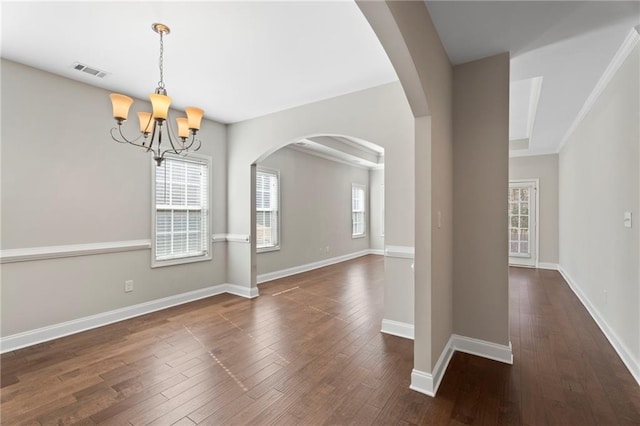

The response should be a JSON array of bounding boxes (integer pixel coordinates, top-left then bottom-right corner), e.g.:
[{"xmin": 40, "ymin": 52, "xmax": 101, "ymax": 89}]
[
  {"xmin": 351, "ymin": 183, "xmax": 367, "ymax": 239},
  {"xmin": 151, "ymin": 153, "xmax": 212, "ymax": 268},
  {"xmin": 256, "ymin": 167, "xmax": 281, "ymax": 253},
  {"xmin": 380, "ymin": 184, "xmax": 385, "ymax": 237}
]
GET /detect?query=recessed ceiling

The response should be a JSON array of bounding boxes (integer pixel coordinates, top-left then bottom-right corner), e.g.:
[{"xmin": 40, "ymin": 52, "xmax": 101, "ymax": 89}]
[
  {"xmin": 289, "ymin": 136, "xmax": 384, "ymax": 170},
  {"xmin": 426, "ymin": 1, "xmax": 640, "ymax": 156},
  {"xmin": 1, "ymin": 1, "xmax": 398, "ymax": 124},
  {"xmin": 509, "ymin": 76, "xmax": 543, "ymax": 143}
]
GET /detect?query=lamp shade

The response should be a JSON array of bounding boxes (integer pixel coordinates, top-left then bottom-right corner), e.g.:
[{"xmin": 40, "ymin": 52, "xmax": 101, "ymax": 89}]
[
  {"xmin": 185, "ymin": 107, "xmax": 204, "ymax": 130},
  {"xmin": 110, "ymin": 94, "xmax": 134, "ymax": 121},
  {"xmin": 137, "ymin": 112, "xmax": 154, "ymax": 134},
  {"xmin": 149, "ymin": 93, "xmax": 172, "ymax": 120},
  {"xmin": 176, "ymin": 117, "xmax": 190, "ymax": 138}
]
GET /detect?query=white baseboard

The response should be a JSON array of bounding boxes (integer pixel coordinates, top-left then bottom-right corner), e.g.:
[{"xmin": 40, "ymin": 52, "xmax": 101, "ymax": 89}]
[
  {"xmin": 381, "ymin": 319, "xmax": 414, "ymax": 340},
  {"xmin": 410, "ymin": 369, "xmax": 437, "ymax": 397},
  {"xmin": 384, "ymin": 245, "xmax": 415, "ymax": 259},
  {"xmin": 559, "ymin": 266, "xmax": 640, "ymax": 386},
  {"xmin": 410, "ymin": 335, "xmax": 455, "ymax": 396},
  {"xmin": 0, "ymin": 283, "xmax": 257, "ymax": 354},
  {"xmin": 538, "ymin": 262, "xmax": 559, "ymax": 270},
  {"xmin": 257, "ymin": 249, "xmax": 374, "ymax": 284},
  {"xmin": 451, "ymin": 334, "xmax": 513, "ymax": 364},
  {"xmin": 410, "ymin": 334, "xmax": 512, "ymax": 397},
  {"xmin": 225, "ymin": 283, "xmax": 259, "ymax": 299},
  {"xmin": 369, "ymin": 249, "xmax": 384, "ymax": 256}
]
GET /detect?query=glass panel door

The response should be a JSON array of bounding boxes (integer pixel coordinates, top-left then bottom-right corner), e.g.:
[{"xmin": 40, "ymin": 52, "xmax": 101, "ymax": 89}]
[{"xmin": 509, "ymin": 181, "xmax": 537, "ymax": 267}]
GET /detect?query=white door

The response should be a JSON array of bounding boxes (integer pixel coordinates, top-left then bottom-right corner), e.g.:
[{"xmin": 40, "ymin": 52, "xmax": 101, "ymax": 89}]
[{"xmin": 508, "ymin": 181, "xmax": 537, "ymax": 267}]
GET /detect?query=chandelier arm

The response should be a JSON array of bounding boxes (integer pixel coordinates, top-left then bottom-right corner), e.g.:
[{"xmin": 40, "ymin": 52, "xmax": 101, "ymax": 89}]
[
  {"xmin": 110, "ymin": 125, "xmax": 146, "ymax": 147},
  {"xmin": 146, "ymin": 122, "xmax": 159, "ymax": 152},
  {"xmin": 183, "ymin": 134, "xmax": 199, "ymax": 151},
  {"xmin": 164, "ymin": 116, "xmax": 184, "ymax": 155},
  {"xmin": 166, "ymin": 132, "xmax": 182, "ymax": 156},
  {"xmin": 182, "ymin": 135, "xmax": 194, "ymax": 150}
]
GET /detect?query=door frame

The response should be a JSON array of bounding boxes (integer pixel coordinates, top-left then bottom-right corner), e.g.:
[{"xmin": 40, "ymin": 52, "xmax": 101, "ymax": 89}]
[{"xmin": 508, "ymin": 178, "xmax": 540, "ymax": 268}]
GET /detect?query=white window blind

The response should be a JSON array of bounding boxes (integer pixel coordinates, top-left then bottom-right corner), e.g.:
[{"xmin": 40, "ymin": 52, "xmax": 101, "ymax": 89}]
[
  {"xmin": 154, "ymin": 156, "xmax": 210, "ymax": 264},
  {"xmin": 352, "ymin": 184, "xmax": 366, "ymax": 237},
  {"xmin": 256, "ymin": 169, "xmax": 279, "ymax": 250}
]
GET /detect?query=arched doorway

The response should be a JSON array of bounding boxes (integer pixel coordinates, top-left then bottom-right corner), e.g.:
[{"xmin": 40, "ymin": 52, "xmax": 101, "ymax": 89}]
[{"xmin": 225, "ymin": 85, "xmax": 416, "ymax": 350}]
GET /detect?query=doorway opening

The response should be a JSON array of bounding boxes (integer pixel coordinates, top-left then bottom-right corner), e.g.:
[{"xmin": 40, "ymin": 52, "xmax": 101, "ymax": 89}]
[{"xmin": 252, "ymin": 135, "xmax": 385, "ymax": 284}]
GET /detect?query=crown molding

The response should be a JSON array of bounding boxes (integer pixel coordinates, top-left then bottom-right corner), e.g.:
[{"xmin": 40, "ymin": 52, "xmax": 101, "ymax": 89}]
[{"xmin": 558, "ymin": 28, "xmax": 640, "ymax": 153}]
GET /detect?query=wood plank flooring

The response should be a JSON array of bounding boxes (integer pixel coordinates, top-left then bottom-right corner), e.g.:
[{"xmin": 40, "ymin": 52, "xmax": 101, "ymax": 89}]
[{"xmin": 1, "ymin": 255, "xmax": 639, "ymax": 424}]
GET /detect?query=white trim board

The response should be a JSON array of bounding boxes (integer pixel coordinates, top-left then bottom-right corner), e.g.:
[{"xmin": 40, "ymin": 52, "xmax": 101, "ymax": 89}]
[
  {"xmin": 212, "ymin": 234, "xmax": 228, "ymax": 243},
  {"xmin": 558, "ymin": 266, "xmax": 640, "ymax": 386},
  {"xmin": 381, "ymin": 319, "xmax": 414, "ymax": 340},
  {"xmin": 558, "ymin": 28, "xmax": 640, "ymax": 152},
  {"xmin": 226, "ymin": 234, "xmax": 251, "ymax": 243},
  {"xmin": 537, "ymin": 262, "xmax": 559, "ymax": 271},
  {"xmin": 384, "ymin": 245, "xmax": 415, "ymax": 259},
  {"xmin": 225, "ymin": 283, "xmax": 260, "ymax": 299},
  {"xmin": 0, "ymin": 240, "xmax": 151, "ymax": 263},
  {"xmin": 410, "ymin": 335, "xmax": 513, "ymax": 397},
  {"xmin": 410, "ymin": 335, "xmax": 455, "ymax": 397},
  {"xmin": 0, "ymin": 283, "xmax": 258, "ymax": 354},
  {"xmin": 257, "ymin": 249, "xmax": 376, "ymax": 284},
  {"xmin": 451, "ymin": 334, "xmax": 513, "ymax": 364},
  {"xmin": 1, "ymin": 235, "xmax": 250, "ymax": 263}
]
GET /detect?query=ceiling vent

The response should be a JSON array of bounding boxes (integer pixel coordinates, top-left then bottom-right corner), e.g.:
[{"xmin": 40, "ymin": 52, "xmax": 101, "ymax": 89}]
[{"xmin": 71, "ymin": 62, "xmax": 109, "ymax": 78}]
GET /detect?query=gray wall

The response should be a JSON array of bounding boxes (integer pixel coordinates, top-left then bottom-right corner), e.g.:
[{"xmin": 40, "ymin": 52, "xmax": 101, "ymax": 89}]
[
  {"xmin": 1, "ymin": 59, "xmax": 228, "ymax": 336},
  {"xmin": 369, "ymin": 168, "xmax": 385, "ymax": 252},
  {"xmin": 559, "ymin": 43, "xmax": 639, "ymax": 375},
  {"xmin": 509, "ymin": 154, "xmax": 559, "ymax": 265},
  {"xmin": 453, "ymin": 53, "xmax": 511, "ymax": 346},
  {"xmin": 256, "ymin": 147, "xmax": 370, "ymax": 275}
]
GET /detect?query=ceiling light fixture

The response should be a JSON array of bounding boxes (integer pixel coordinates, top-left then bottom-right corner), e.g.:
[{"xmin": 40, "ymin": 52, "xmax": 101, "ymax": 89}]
[{"xmin": 108, "ymin": 23, "xmax": 204, "ymax": 166}]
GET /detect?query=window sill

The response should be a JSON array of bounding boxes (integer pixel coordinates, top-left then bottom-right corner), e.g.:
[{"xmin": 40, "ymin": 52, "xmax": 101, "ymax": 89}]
[
  {"xmin": 151, "ymin": 253, "xmax": 212, "ymax": 268},
  {"xmin": 257, "ymin": 245, "xmax": 280, "ymax": 254},
  {"xmin": 352, "ymin": 234, "xmax": 367, "ymax": 239}
]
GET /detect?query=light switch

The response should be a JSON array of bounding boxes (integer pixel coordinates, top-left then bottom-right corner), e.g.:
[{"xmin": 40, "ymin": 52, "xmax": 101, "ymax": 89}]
[{"xmin": 624, "ymin": 211, "xmax": 632, "ymax": 228}]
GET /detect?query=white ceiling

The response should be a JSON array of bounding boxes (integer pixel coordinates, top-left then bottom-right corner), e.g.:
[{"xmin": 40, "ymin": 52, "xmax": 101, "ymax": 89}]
[
  {"xmin": 426, "ymin": 1, "xmax": 640, "ymax": 156},
  {"xmin": 1, "ymin": 1, "xmax": 397, "ymax": 124},
  {"xmin": 3, "ymin": 1, "xmax": 639, "ymax": 158}
]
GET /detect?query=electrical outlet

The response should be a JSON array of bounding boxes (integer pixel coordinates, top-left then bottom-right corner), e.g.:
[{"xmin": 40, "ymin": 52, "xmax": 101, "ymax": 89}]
[
  {"xmin": 325, "ymin": 246, "xmax": 330, "ymax": 253},
  {"xmin": 125, "ymin": 280, "xmax": 134, "ymax": 293}
]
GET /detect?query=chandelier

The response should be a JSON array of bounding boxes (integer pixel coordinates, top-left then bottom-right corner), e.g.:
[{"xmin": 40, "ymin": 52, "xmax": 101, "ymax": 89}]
[{"xmin": 108, "ymin": 23, "xmax": 204, "ymax": 166}]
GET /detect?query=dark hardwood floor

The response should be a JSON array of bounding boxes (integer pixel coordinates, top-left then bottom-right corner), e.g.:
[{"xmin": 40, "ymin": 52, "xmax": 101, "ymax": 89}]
[{"xmin": 1, "ymin": 255, "xmax": 639, "ymax": 425}]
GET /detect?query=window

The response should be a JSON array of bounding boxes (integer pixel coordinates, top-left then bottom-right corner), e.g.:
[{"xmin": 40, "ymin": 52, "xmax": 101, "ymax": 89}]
[
  {"xmin": 352, "ymin": 184, "xmax": 366, "ymax": 237},
  {"xmin": 256, "ymin": 168, "xmax": 279, "ymax": 251},
  {"xmin": 152, "ymin": 154, "xmax": 211, "ymax": 267}
]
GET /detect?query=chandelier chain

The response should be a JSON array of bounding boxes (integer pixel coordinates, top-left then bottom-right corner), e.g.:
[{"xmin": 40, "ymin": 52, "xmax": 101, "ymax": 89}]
[{"xmin": 158, "ymin": 31, "xmax": 165, "ymax": 90}]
